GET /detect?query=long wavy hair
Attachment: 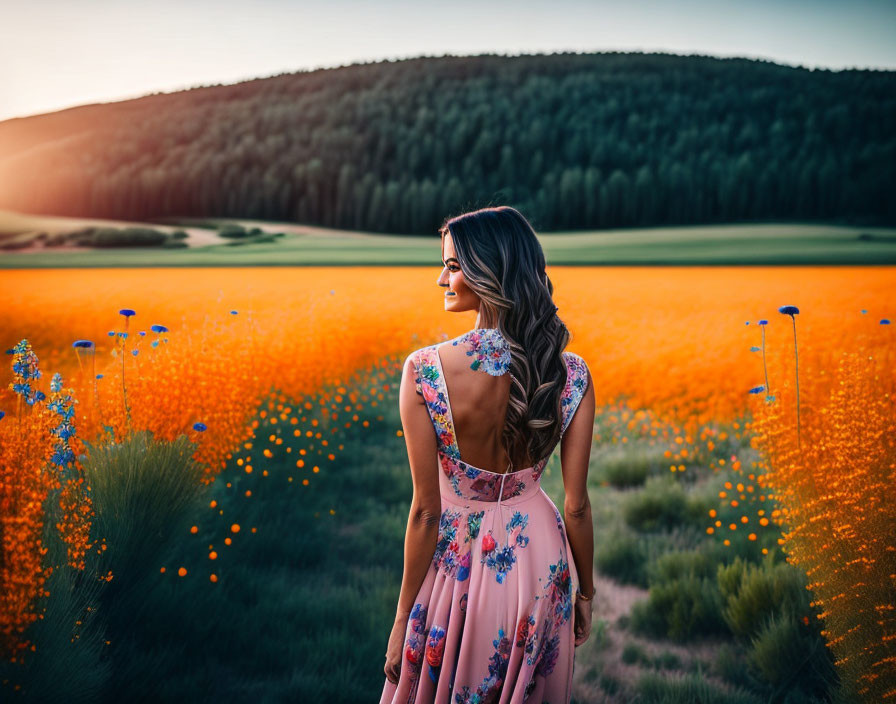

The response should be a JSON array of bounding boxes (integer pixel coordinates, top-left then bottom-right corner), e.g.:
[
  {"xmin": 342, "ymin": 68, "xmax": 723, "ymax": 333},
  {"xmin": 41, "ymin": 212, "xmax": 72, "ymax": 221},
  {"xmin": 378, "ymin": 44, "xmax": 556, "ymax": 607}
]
[{"xmin": 439, "ymin": 205, "xmax": 572, "ymax": 467}]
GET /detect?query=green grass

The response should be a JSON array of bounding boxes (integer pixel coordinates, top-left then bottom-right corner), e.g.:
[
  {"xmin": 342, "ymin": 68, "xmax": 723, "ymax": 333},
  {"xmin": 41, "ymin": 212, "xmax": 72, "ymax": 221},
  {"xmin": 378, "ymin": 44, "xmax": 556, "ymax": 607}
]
[{"xmin": 2, "ymin": 212, "xmax": 896, "ymax": 266}]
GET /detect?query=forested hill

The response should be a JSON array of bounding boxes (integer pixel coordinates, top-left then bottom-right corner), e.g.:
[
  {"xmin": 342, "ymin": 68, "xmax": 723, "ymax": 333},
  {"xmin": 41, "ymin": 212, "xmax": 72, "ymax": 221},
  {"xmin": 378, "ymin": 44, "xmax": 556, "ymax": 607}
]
[{"xmin": 0, "ymin": 52, "xmax": 893, "ymax": 234}]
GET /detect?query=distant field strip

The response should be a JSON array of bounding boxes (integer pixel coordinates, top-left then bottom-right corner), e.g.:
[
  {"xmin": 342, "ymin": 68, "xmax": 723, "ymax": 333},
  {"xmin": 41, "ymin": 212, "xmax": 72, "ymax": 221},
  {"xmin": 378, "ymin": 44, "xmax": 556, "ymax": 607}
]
[{"xmin": 1, "ymin": 211, "xmax": 895, "ymax": 266}]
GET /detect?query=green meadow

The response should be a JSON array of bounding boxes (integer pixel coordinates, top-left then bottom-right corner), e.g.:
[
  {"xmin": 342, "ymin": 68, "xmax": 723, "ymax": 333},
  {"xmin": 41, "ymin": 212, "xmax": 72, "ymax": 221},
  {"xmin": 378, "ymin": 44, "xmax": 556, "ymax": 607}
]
[
  {"xmin": 1, "ymin": 354, "xmax": 852, "ymax": 703},
  {"xmin": 1, "ymin": 211, "xmax": 896, "ymax": 267}
]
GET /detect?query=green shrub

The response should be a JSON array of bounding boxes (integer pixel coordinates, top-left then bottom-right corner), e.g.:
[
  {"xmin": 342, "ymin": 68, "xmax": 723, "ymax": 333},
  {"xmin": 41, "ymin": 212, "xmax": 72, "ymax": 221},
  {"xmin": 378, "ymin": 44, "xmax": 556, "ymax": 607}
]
[
  {"xmin": 717, "ymin": 554, "xmax": 809, "ymax": 641},
  {"xmin": 631, "ymin": 573, "xmax": 727, "ymax": 641},
  {"xmin": 712, "ymin": 642, "xmax": 764, "ymax": 690},
  {"xmin": 81, "ymin": 430, "xmax": 210, "ymax": 590},
  {"xmin": 622, "ymin": 475, "xmax": 692, "ymax": 532},
  {"xmin": 622, "ymin": 640, "xmax": 649, "ymax": 665},
  {"xmin": 599, "ymin": 450, "xmax": 653, "ymax": 487},
  {"xmin": 595, "ymin": 526, "xmax": 649, "ymax": 586},
  {"xmin": 654, "ymin": 650, "xmax": 681, "ymax": 670},
  {"xmin": 717, "ymin": 555, "xmax": 838, "ymax": 698},
  {"xmin": 749, "ymin": 612, "xmax": 838, "ymax": 698},
  {"xmin": 217, "ymin": 224, "xmax": 249, "ymax": 238},
  {"xmin": 170, "ymin": 230, "xmax": 189, "ymax": 239},
  {"xmin": 89, "ymin": 227, "xmax": 168, "ymax": 247},
  {"xmin": 630, "ymin": 549, "xmax": 728, "ymax": 641},
  {"xmin": 160, "ymin": 239, "xmax": 189, "ymax": 248},
  {"xmin": 224, "ymin": 233, "xmax": 282, "ymax": 246},
  {"xmin": 647, "ymin": 546, "xmax": 717, "ymax": 583},
  {"xmin": 636, "ymin": 670, "xmax": 764, "ymax": 704}
]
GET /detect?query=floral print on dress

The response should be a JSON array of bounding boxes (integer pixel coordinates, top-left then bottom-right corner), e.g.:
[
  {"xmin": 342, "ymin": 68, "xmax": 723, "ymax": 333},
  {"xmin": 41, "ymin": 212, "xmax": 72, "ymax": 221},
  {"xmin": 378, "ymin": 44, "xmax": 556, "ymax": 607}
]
[
  {"xmin": 453, "ymin": 626, "xmax": 512, "ymax": 704},
  {"xmin": 552, "ymin": 504, "xmax": 565, "ymax": 535},
  {"xmin": 414, "ymin": 351, "xmax": 460, "ymax": 460},
  {"xmin": 433, "ymin": 508, "xmax": 486, "ymax": 582},
  {"xmin": 425, "ymin": 624, "xmax": 447, "ymax": 682},
  {"xmin": 520, "ymin": 552, "xmax": 573, "ymax": 680},
  {"xmin": 546, "ymin": 554, "xmax": 574, "ymax": 625},
  {"xmin": 515, "ymin": 612, "xmax": 538, "ymax": 663},
  {"xmin": 480, "ymin": 510, "xmax": 530, "ymax": 584},
  {"xmin": 450, "ymin": 328, "xmax": 512, "ymax": 376},
  {"xmin": 404, "ymin": 602, "xmax": 428, "ymax": 679}
]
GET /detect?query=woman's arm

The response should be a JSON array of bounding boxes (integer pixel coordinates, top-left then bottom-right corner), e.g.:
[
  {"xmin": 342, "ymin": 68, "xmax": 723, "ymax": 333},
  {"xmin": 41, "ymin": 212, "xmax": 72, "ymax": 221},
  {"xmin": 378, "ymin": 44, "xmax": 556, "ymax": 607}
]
[
  {"xmin": 391, "ymin": 353, "xmax": 443, "ymax": 622},
  {"xmin": 560, "ymin": 365, "xmax": 596, "ymax": 598}
]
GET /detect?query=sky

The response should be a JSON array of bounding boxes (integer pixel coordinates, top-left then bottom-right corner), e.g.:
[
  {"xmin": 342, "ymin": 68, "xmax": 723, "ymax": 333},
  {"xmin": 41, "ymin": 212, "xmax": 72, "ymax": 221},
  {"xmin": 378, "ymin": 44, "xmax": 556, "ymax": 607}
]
[{"xmin": 1, "ymin": 0, "xmax": 894, "ymax": 122}]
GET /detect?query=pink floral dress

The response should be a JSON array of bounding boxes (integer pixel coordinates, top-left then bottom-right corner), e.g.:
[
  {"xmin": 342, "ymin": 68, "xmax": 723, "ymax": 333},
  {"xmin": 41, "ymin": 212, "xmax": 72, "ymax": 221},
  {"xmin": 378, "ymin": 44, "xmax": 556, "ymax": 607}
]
[{"xmin": 380, "ymin": 333, "xmax": 590, "ymax": 704}]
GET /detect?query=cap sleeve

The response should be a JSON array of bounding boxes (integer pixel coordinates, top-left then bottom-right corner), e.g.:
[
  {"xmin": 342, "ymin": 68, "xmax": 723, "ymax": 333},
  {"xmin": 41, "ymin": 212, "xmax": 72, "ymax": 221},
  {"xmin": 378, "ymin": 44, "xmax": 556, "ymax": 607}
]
[
  {"xmin": 560, "ymin": 352, "xmax": 589, "ymax": 436},
  {"xmin": 410, "ymin": 349, "xmax": 424, "ymax": 397}
]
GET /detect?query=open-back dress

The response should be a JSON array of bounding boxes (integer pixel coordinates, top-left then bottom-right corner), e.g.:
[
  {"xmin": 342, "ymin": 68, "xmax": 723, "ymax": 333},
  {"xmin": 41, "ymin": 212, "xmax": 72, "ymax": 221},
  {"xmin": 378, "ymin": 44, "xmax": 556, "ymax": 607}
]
[{"xmin": 380, "ymin": 328, "xmax": 590, "ymax": 704}]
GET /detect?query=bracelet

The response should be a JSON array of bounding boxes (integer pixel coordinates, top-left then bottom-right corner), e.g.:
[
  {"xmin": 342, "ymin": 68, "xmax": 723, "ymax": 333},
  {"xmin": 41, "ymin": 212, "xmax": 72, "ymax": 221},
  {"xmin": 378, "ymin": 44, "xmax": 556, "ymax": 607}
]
[{"xmin": 576, "ymin": 587, "xmax": 595, "ymax": 601}]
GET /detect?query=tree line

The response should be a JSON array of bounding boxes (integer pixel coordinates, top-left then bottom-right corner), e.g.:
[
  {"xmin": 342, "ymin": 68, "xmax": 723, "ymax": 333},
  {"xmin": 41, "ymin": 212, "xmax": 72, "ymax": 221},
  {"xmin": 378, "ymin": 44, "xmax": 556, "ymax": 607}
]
[{"xmin": 0, "ymin": 51, "xmax": 893, "ymax": 233}]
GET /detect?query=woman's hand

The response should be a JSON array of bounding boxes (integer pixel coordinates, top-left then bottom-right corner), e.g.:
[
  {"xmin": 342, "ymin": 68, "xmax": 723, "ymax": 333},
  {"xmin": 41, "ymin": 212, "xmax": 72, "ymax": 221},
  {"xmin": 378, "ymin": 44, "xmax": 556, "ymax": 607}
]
[
  {"xmin": 573, "ymin": 596, "xmax": 593, "ymax": 646},
  {"xmin": 384, "ymin": 614, "xmax": 408, "ymax": 685}
]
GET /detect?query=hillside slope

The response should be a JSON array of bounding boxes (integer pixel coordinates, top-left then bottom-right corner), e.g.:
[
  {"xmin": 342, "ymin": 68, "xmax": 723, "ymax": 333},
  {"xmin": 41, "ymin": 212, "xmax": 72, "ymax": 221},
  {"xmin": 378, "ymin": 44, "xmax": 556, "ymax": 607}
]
[{"xmin": 0, "ymin": 52, "xmax": 893, "ymax": 233}]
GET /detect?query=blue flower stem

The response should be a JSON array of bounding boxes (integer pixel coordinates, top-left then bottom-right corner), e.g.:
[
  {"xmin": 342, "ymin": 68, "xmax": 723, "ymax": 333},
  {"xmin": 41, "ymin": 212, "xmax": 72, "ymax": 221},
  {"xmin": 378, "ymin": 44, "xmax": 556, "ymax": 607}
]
[{"xmin": 122, "ymin": 319, "xmax": 132, "ymax": 432}]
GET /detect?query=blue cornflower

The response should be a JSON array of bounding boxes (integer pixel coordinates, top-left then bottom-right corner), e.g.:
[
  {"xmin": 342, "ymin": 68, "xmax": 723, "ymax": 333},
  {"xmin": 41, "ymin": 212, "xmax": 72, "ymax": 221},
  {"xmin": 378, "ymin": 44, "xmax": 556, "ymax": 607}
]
[
  {"xmin": 193, "ymin": 422, "xmax": 207, "ymax": 432},
  {"xmin": 881, "ymin": 319, "xmax": 891, "ymax": 325},
  {"xmin": 750, "ymin": 346, "xmax": 761, "ymax": 352},
  {"xmin": 72, "ymin": 340, "xmax": 95, "ymax": 349},
  {"xmin": 139, "ymin": 331, "xmax": 146, "ymax": 336},
  {"xmin": 0, "ymin": 411, "xmax": 5, "ymax": 420},
  {"xmin": 150, "ymin": 324, "xmax": 168, "ymax": 333},
  {"xmin": 108, "ymin": 331, "xmax": 115, "ymax": 337},
  {"xmin": 96, "ymin": 374, "xmax": 103, "ymax": 379},
  {"xmin": 230, "ymin": 310, "xmax": 238, "ymax": 315},
  {"xmin": 28, "ymin": 390, "xmax": 46, "ymax": 406},
  {"xmin": 749, "ymin": 385, "xmax": 765, "ymax": 394},
  {"xmin": 778, "ymin": 305, "xmax": 799, "ymax": 316},
  {"xmin": 10, "ymin": 340, "xmax": 44, "ymax": 405},
  {"xmin": 51, "ymin": 444, "xmax": 76, "ymax": 469},
  {"xmin": 861, "ymin": 309, "xmax": 867, "ymax": 314},
  {"xmin": 758, "ymin": 319, "xmax": 767, "ymax": 325},
  {"xmin": 119, "ymin": 309, "xmax": 136, "ymax": 317},
  {"xmin": 132, "ymin": 349, "xmax": 139, "ymax": 356},
  {"xmin": 52, "ymin": 422, "xmax": 76, "ymax": 440},
  {"xmin": 151, "ymin": 341, "xmax": 159, "ymax": 348},
  {"xmin": 118, "ymin": 332, "xmax": 128, "ymax": 338},
  {"xmin": 51, "ymin": 372, "xmax": 63, "ymax": 393}
]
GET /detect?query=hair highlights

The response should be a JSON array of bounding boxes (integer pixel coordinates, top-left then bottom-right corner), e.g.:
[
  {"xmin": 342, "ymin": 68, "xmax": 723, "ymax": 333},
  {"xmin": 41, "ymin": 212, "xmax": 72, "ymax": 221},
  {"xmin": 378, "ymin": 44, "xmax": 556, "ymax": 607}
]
[{"xmin": 439, "ymin": 206, "xmax": 571, "ymax": 466}]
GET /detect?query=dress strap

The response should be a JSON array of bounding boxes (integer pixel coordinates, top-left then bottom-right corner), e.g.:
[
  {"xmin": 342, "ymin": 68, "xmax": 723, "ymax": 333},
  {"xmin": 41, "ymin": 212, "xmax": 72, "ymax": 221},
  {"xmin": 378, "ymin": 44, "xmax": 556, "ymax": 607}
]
[{"xmin": 413, "ymin": 346, "xmax": 461, "ymax": 461}]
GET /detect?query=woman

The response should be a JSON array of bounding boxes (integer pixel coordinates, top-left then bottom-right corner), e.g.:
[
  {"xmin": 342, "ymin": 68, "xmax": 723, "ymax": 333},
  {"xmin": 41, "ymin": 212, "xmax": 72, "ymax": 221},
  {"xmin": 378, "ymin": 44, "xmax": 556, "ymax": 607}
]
[{"xmin": 380, "ymin": 206, "xmax": 595, "ymax": 703}]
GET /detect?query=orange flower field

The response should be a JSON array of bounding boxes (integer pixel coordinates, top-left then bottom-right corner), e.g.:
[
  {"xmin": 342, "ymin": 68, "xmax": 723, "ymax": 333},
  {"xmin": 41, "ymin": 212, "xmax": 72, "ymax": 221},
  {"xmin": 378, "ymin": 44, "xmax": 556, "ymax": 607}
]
[{"xmin": 0, "ymin": 265, "xmax": 894, "ymax": 698}]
